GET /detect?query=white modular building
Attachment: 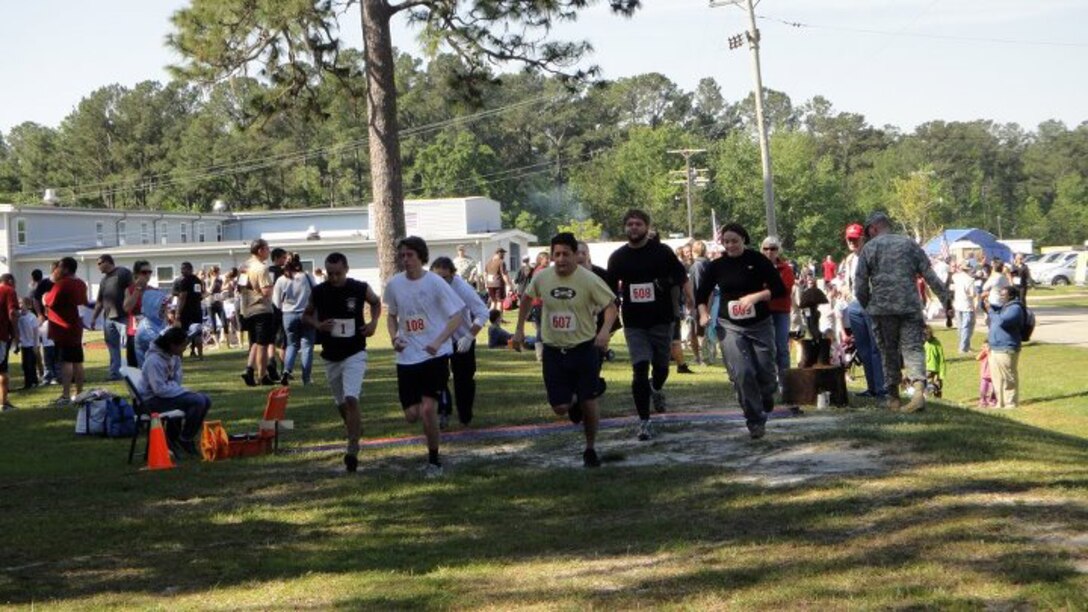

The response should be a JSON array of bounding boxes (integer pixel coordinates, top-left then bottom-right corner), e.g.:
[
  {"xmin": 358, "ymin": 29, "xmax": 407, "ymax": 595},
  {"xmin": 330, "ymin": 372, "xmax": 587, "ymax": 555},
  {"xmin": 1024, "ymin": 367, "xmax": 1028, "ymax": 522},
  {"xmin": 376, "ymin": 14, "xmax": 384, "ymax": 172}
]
[{"xmin": 0, "ymin": 197, "xmax": 534, "ymax": 297}]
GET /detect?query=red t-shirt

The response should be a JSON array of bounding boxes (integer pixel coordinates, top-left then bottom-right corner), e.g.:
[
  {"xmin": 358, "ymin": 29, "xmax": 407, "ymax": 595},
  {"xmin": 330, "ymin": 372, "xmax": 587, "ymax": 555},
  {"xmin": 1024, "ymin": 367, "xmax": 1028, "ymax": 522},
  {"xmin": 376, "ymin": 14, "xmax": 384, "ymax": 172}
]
[
  {"xmin": 0, "ymin": 284, "xmax": 18, "ymax": 343},
  {"xmin": 44, "ymin": 276, "xmax": 88, "ymax": 347},
  {"xmin": 822, "ymin": 260, "xmax": 837, "ymax": 282},
  {"xmin": 769, "ymin": 259, "xmax": 796, "ymax": 314}
]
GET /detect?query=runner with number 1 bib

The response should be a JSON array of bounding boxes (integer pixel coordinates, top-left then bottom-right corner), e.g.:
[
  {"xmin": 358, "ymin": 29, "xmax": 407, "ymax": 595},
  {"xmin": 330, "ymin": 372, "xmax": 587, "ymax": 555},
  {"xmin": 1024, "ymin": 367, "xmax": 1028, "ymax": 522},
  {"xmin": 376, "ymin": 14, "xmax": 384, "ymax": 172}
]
[{"xmin": 606, "ymin": 209, "xmax": 694, "ymax": 442}]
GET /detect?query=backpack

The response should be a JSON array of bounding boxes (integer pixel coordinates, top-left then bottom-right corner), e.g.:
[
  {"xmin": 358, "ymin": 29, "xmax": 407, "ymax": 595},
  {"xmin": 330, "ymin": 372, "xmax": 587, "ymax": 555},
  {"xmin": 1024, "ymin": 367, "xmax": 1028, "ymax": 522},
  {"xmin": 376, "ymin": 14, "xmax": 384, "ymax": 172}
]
[
  {"xmin": 1021, "ymin": 304, "xmax": 1036, "ymax": 342},
  {"xmin": 105, "ymin": 397, "xmax": 137, "ymax": 438}
]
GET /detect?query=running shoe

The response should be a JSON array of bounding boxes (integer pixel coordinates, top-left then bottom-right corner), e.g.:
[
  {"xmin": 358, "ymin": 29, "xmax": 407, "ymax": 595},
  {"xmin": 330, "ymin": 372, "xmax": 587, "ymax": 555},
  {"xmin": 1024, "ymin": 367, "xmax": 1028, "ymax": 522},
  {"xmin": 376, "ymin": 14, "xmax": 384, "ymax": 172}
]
[
  {"xmin": 344, "ymin": 453, "xmax": 359, "ymax": 473},
  {"xmin": 637, "ymin": 419, "xmax": 655, "ymax": 441},
  {"xmin": 279, "ymin": 371, "xmax": 293, "ymax": 386},
  {"xmin": 1, "ymin": 403, "xmax": 15, "ymax": 412},
  {"xmin": 749, "ymin": 424, "xmax": 766, "ymax": 439},
  {"xmin": 568, "ymin": 401, "xmax": 583, "ymax": 424},
  {"xmin": 676, "ymin": 364, "xmax": 694, "ymax": 374},
  {"xmin": 260, "ymin": 374, "xmax": 276, "ymax": 386},
  {"xmin": 51, "ymin": 396, "xmax": 71, "ymax": 408},
  {"xmin": 651, "ymin": 389, "xmax": 667, "ymax": 413},
  {"xmin": 240, "ymin": 370, "xmax": 257, "ymax": 387},
  {"xmin": 423, "ymin": 463, "xmax": 444, "ymax": 478},
  {"xmin": 583, "ymin": 448, "xmax": 601, "ymax": 468}
]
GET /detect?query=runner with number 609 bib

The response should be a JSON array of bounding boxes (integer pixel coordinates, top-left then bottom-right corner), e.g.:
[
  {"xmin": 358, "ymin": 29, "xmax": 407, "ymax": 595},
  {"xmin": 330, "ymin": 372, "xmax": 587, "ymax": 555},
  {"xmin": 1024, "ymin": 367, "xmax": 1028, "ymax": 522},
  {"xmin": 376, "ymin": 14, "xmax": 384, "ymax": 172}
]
[
  {"xmin": 606, "ymin": 209, "xmax": 694, "ymax": 443},
  {"xmin": 695, "ymin": 222, "xmax": 787, "ymax": 440},
  {"xmin": 513, "ymin": 232, "xmax": 617, "ymax": 469}
]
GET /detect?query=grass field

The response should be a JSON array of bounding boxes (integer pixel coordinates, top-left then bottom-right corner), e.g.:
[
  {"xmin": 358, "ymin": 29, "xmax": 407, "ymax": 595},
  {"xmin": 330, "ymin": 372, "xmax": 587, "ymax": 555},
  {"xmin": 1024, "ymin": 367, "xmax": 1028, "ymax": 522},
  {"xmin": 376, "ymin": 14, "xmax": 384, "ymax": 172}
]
[
  {"xmin": 1, "ymin": 322, "xmax": 1087, "ymax": 609},
  {"xmin": 1030, "ymin": 285, "xmax": 1088, "ymax": 309}
]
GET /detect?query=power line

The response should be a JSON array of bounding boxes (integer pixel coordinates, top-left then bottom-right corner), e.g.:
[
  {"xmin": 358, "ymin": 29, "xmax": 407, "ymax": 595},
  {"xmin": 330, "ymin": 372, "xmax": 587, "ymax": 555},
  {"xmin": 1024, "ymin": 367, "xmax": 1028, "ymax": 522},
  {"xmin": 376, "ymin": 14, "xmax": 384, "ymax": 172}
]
[{"xmin": 757, "ymin": 13, "xmax": 1088, "ymax": 48}]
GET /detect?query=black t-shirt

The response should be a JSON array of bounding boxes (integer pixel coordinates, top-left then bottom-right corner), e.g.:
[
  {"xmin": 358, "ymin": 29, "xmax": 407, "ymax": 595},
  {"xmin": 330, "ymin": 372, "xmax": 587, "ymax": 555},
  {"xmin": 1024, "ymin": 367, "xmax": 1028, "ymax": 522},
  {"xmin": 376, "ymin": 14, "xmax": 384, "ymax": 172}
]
[
  {"xmin": 172, "ymin": 274, "xmax": 204, "ymax": 324},
  {"xmin": 696, "ymin": 248, "xmax": 787, "ymax": 326},
  {"xmin": 606, "ymin": 242, "xmax": 688, "ymax": 329},
  {"xmin": 97, "ymin": 267, "xmax": 133, "ymax": 321},
  {"xmin": 33, "ymin": 278, "xmax": 54, "ymax": 315},
  {"xmin": 311, "ymin": 279, "xmax": 370, "ymax": 362}
]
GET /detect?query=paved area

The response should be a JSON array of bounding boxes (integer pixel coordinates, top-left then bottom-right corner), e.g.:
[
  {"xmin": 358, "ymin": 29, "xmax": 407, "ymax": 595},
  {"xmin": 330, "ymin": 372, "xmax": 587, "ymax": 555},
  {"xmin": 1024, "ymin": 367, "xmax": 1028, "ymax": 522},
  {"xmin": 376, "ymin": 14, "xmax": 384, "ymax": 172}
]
[{"xmin": 1027, "ymin": 306, "xmax": 1088, "ymax": 348}]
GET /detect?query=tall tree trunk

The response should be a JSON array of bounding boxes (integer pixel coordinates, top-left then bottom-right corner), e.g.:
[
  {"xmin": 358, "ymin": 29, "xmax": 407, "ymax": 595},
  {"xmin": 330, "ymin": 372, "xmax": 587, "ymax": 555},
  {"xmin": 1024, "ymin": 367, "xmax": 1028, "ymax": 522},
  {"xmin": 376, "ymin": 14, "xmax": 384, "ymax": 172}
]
[{"xmin": 361, "ymin": 0, "xmax": 405, "ymax": 285}]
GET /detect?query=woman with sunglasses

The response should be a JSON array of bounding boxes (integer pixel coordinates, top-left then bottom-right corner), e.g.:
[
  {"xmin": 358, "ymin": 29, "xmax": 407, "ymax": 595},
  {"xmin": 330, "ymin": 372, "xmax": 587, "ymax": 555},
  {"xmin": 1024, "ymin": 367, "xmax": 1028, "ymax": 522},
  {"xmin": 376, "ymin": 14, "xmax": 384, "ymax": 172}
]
[
  {"xmin": 123, "ymin": 261, "xmax": 169, "ymax": 367},
  {"xmin": 696, "ymin": 223, "xmax": 788, "ymax": 439},
  {"xmin": 760, "ymin": 237, "xmax": 796, "ymax": 394}
]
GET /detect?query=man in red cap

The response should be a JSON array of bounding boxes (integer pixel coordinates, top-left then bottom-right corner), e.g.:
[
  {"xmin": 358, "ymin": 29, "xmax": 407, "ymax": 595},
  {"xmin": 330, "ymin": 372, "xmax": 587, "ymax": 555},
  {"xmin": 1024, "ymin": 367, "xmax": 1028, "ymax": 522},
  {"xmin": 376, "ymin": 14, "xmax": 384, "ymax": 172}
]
[{"xmin": 840, "ymin": 222, "xmax": 886, "ymax": 399}]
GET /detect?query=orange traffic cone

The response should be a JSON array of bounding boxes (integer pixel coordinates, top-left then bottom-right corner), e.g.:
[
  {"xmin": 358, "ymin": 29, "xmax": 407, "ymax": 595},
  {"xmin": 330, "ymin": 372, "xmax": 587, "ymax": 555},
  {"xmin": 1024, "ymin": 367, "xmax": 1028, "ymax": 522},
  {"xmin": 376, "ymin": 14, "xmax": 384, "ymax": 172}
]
[{"xmin": 145, "ymin": 413, "xmax": 176, "ymax": 471}]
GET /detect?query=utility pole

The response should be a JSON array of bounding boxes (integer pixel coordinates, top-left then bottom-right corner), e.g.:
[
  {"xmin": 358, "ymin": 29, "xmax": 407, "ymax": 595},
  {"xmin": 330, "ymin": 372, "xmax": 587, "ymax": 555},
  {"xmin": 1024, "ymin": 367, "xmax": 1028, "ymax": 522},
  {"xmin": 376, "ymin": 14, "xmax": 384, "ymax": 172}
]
[
  {"xmin": 712, "ymin": 0, "xmax": 777, "ymax": 239},
  {"xmin": 668, "ymin": 148, "xmax": 708, "ymax": 238}
]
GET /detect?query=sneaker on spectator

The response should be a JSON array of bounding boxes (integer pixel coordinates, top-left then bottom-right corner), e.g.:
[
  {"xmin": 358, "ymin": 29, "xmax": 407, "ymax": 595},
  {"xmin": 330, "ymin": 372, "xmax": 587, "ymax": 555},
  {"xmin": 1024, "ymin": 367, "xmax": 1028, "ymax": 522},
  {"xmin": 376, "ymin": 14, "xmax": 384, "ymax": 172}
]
[
  {"xmin": 344, "ymin": 453, "xmax": 359, "ymax": 473},
  {"xmin": 749, "ymin": 423, "xmax": 766, "ymax": 439},
  {"xmin": 240, "ymin": 370, "xmax": 257, "ymax": 387},
  {"xmin": 51, "ymin": 396, "xmax": 71, "ymax": 408},
  {"xmin": 676, "ymin": 363, "xmax": 694, "ymax": 374},
  {"xmin": 423, "ymin": 463, "xmax": 444, "ymax": 479},
  {"xmin": 582, "ymin": 448, "xmax": 601, "ymax": 468}
]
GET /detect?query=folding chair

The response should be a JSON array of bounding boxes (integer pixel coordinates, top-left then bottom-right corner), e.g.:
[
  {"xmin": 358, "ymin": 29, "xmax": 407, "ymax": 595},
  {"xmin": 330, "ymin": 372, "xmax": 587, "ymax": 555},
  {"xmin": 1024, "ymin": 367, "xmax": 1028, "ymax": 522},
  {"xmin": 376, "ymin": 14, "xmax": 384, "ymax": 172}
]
[
  {"xmin": 258, "ymin": 386, "xmax": 293, "ymax": 453},
  {"xmin": 121, "ymin": 366, "xmax": 185, "ymax": 464}
]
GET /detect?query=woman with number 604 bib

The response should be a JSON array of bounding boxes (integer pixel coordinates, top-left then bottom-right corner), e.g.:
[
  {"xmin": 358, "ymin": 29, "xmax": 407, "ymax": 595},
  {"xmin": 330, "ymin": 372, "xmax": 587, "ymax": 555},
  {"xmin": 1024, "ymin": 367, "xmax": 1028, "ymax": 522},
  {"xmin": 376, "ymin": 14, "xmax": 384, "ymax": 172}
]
[{"xmin": 696, "ymin": 223, "xmax": 787, "ymax": 439}]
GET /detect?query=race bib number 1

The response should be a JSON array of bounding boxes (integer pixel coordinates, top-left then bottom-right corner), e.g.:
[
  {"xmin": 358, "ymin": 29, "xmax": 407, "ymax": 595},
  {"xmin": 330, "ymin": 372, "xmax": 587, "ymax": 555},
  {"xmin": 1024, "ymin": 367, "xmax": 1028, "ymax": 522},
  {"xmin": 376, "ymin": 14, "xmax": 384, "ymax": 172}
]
[
  {"xmin": 727, "ymin": 300, "xmax": 756, "ymax": 320},
  {"xmin": 549, "ymin": 311, "xmax": 576, "ymax": 332},
  {"xmin": 629, "ymin": 282, "xmax": 655, "ymax": 303},
  {"xmin": 404, "ymin": 316, "xmax": 427, "ymax": 335},
  {"xmin": 331, "ymin": 318, "xmax": 356, "ymax": 338}
]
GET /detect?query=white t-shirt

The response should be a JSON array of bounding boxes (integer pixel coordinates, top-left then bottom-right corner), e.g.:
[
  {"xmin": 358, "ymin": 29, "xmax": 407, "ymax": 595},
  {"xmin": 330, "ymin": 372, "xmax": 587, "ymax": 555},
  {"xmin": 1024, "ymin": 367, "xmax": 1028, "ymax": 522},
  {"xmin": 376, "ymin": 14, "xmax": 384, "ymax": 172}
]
[
  {"xmin": 448, "ymin": 275, "xmax": 490, "ymax": 341},
  {"xmin": 384, "ymin": 271, "xmax": 464, "ymax": 365},
  {"xmin": 951, "ymin": 271, "xmax": 976, "ymax": 313},
  {"xmin": 982, "ymin": 273, "xmax": 1010, "ymax": 308}
]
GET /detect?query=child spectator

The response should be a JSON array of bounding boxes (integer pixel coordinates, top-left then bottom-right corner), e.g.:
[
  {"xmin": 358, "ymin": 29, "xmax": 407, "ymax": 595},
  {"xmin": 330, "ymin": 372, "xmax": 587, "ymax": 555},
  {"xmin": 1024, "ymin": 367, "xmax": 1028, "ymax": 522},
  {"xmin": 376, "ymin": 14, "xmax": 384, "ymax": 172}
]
[
  {"xmin": 39, "ymin": 319, "xmax": 58, "ymax": 385},
  {"xmin": 487, "ymin": 309, "xmax": 535, "ymax": 349},
  {"xmin": 976, "ymin": 341, "xmax": 996, "ymax": 408},
  {"xmin": 923, "ymin": 325, "xmax": 946, "ymax": 398},
  {"xmin": 15, "ymin": 299, "xmax": 40, "ymax": 389}
]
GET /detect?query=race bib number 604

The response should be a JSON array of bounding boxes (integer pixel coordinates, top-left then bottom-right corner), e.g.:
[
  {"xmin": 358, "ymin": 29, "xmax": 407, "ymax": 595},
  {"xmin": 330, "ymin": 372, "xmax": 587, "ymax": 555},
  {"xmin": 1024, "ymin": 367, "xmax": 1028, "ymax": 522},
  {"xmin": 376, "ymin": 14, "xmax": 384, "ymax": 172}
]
[
  {"xmin": 549, "ymin": 311, "xmax": 576, "ymax": 332},
  {"xmin": 727, "ymin": 300, "xmax": 756, "ymax": 320}
]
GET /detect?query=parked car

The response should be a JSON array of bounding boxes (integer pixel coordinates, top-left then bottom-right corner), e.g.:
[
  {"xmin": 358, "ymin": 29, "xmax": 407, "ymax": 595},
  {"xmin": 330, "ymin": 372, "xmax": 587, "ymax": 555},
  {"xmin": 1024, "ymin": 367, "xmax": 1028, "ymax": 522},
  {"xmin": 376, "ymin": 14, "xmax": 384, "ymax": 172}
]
[
  {"xmin": 1035, "ymin": 251, "xmax": 1079, "ymax": 286},
  {"xmin": 1028, "ymin": 251, "xmax": 1071, "ymax": 285}
]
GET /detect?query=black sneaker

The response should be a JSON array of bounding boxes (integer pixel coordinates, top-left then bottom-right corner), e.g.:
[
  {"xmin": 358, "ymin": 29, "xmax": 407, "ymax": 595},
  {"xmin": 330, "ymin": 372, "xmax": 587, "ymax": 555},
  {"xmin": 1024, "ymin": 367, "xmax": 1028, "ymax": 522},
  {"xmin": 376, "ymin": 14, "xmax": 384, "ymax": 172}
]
[
  {"xmin": 260, "ymin": 374, "xmax": 276, "ymax": 386},
  {"xmin": 583, "ymin": 448, "xmax": 601, "ymax": 468},
  {"xmin": 568, "ymin": 401, "xmax": 584, "ymax": 425},
  {"xmin": 762, "ymin": 396, "xmax": 775, "ymax": 414},
  {"xmin": 279, "ymin": 371, "xmax": 293, "ymax": 386},
  {"xmin": 241, "ymin": 370, "xmax": 257, "ymax": 387},
  {"xmin": 651, "ymin": 389, "xmax": 667, "ymax": 413},
  {"xmin": 677, "ymin": 364, "xmax": 694, "ymax": 374},
  {"xmin": 749, "ymin": 424, "xmax": 766, "ymax": 440},
  {"xmin": 344, "ymin": 453, "xmax": 358, "ymax": 473},
  {"xmin": 266, "ymin": 363, "xmax": 280, "ymax": 381}
]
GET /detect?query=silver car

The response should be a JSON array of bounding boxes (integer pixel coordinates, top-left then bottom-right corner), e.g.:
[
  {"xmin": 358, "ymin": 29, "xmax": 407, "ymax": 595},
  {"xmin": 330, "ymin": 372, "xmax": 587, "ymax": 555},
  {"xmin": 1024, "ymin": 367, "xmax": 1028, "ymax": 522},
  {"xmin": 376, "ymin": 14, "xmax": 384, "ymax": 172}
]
[{"xmin": 1036, "ymin": 251, "xmax": 1079, "ymax": 286}]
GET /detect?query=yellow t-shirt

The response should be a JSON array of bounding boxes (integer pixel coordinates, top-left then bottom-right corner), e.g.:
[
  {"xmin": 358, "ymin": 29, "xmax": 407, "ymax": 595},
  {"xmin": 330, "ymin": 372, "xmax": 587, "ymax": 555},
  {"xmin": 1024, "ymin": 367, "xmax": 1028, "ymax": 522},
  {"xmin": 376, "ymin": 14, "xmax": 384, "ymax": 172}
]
[
  {"xmin": 525, "ymin": 266, "xmax": 615, "ymax": 349},
  {"xmin": 241, "ymin": 256, "xmax": 273, "ymax": 316}
]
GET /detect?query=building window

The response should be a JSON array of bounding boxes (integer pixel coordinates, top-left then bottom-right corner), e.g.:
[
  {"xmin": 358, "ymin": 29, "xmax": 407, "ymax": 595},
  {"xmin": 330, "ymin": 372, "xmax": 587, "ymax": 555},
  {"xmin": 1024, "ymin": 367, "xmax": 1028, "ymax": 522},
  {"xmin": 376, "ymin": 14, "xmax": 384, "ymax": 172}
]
[
  {"xmin": 159, "ymin": 221, "xmax": 168, "ymax": 245},
  {"xmin": 197, "ymin": 221, "xmax": 206, "ymax": 243},
  {"xmin": 140, "ymin": 222, "xmax": 150, "ymax": 245},
  {"xmin": 118, "ymin": 220, "xmax": 127, "ymax": 246},
  {"xmin": 15, "ymin": 218, "xmax": 27, "ymax": 246},
  {"xmin": 215, "ymin": 224, "xmax": 223, "ymax": 242},
  {"xmin": 301, "ymin": 260, "xmax": 315, "ymax": 274},
  {"xmin": 95, "ymin": 221, "xmax": 104, "ymax": 246},
  {"xmin": 180, "ymin": 223, "xmax": 188, "ymax": 243},
  {"xmin": 405, "ymin": 212, "xmax": 419, "ymax": 232},
  {"xmin": 155, "ymin": 265, "xmax": 174, "ymax": 290}
]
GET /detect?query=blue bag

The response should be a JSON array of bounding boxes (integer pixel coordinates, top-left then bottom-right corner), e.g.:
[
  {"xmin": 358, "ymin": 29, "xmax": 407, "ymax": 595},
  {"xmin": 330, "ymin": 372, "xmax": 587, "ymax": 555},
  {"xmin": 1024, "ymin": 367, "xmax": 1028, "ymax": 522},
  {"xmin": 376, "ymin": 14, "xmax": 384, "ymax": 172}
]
[{"xmin": 106, "ymin": 397, "xmax": 137, "ymax": 438}]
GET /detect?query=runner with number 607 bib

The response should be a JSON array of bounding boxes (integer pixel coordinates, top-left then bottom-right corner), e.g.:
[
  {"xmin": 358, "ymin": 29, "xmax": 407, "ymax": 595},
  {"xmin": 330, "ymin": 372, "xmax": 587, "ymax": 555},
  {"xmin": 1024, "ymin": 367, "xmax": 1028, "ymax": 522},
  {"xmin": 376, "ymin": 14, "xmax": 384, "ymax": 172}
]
[
  {"xmin": 606, "ymin": 209, "xmax": 694, "ymax": 442},
  {"xmin": 513, "ymin": 232, "xmax": 617, "ymax": 469}
]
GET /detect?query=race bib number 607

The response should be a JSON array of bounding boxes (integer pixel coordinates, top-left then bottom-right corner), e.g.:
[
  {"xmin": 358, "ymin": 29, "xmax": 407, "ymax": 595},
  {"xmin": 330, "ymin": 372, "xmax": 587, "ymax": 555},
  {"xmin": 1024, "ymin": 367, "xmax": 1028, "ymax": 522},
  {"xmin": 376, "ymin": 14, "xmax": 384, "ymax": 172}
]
[{"xmin": 549, "ymin": 311, "xmax": 576, "ymax": 332}]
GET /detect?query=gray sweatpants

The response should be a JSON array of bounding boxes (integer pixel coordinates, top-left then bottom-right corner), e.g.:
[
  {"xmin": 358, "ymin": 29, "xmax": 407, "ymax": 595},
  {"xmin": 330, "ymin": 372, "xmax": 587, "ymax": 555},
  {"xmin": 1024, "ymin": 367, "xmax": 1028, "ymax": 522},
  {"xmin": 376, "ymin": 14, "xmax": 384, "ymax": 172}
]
[
  {"xmin": 869, "ymin": 312, "xmax": 926, "ymax": 394},
  {"xmin": 720, "ymin": 317, "xmax": 778, "ymax": 429}
]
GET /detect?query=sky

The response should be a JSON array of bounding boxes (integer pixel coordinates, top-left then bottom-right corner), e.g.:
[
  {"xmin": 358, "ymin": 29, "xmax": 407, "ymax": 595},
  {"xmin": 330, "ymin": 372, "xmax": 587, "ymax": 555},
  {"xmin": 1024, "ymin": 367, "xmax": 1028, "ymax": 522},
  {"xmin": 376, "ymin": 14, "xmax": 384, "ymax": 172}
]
[{"xmin": 1, "ymin": 0, "xmax": 1085, "ymax": 135}]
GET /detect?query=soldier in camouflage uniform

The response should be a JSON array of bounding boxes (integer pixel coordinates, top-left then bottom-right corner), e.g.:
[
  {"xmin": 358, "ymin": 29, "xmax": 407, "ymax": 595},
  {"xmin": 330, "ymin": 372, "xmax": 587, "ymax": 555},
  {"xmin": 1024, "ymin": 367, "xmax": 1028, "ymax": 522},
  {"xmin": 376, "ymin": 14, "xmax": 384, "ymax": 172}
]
[{"xmin": 855, "ymin": 212, "xmax": 949, "ymax": 412}]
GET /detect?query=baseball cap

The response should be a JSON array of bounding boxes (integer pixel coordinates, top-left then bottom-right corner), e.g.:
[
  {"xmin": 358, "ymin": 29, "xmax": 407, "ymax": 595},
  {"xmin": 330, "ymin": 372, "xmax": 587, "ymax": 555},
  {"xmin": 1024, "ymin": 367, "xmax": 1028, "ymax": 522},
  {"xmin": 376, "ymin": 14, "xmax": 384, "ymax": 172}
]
[{"xmin": 845, "ymin": 223, "xmax": 864, "ymax": 240}]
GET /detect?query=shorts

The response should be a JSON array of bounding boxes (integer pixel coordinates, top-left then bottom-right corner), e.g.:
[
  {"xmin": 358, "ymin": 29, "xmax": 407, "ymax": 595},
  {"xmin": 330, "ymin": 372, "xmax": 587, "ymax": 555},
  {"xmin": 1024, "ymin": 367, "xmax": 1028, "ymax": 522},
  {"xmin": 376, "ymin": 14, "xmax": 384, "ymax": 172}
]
[
  {"xmin": 246, "ymin": 313, "xmax": 277, "ymax": 346},
  {"xmin": 274, "ymin": 311, "xmax": 286, "ymax": 348},
  {"xmin": 58, "ymin": 345, "xmax": 85, "ymax": 364},
  {"xmin": 396, "ymin": 356, "xmax": 450, "ymax": 409},
  {"xmin": 542, "ymin": 340, "xmax": 602, "ymax": 407},
  {"xmin": 624, "ymin": 324, "xmax": 672, "ymax": 367},
  {"xmin": 0, "ymin": 341, "xmax": 8, "ymax": 374},
  {"xmin": 672, "ymin": 319, "xmax": 681, "ymax": 341},
  {"xmin": 487, "ymin": 286, "xmax": 506, "ymax": 302},
  {"xmin": 325, "ymin": 350, "xmax": 367, "ymax": 405}
]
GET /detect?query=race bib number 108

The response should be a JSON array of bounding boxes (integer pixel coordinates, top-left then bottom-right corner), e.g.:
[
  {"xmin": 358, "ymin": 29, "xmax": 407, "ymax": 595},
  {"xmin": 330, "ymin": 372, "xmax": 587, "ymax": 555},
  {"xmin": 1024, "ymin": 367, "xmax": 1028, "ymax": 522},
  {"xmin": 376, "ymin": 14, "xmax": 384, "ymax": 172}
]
[{"xmin": 404, "ymin": 317, "xmax": 427, "ymax": 335}]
